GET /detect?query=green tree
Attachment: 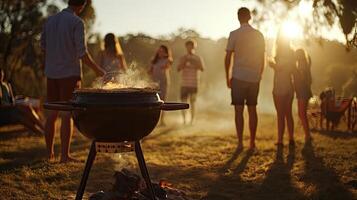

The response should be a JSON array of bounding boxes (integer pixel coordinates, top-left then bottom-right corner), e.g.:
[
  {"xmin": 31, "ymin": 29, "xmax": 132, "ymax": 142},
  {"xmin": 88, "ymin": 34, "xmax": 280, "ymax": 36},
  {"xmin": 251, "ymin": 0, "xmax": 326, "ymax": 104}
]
[{"xmin": 0, "ymin": 0, "xmax": 96, "ymax": 97}]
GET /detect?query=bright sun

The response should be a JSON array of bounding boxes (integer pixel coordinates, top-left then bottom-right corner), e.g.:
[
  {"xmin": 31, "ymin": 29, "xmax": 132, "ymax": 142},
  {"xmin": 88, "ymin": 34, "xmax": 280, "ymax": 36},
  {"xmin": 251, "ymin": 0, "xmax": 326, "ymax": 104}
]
[{"xmin": 281, "ymin": 20, "xmax": 303, "ymax": 39}]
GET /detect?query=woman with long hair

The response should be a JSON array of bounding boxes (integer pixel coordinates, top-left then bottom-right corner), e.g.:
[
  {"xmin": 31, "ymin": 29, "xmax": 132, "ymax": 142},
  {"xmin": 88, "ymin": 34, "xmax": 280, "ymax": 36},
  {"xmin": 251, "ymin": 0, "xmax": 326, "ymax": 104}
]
[
  {"xmin": 148, "ymin": 45, "xmax": 173, "ymax": 125},
  {"xmin": 294, "ymin": 49, "xmax": 313, "ymax": 142},
  {"xmin": 269, "ymin": 33, "xmax": 296, "ymax": 146},
  {"xmin": 99, "ymin": 33, "xmax": 127, "ymax": 74}
]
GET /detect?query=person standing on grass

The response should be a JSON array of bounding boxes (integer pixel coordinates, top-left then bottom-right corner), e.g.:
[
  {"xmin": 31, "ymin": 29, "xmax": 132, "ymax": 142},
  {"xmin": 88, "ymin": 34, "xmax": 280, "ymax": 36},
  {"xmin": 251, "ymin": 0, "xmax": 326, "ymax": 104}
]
[
  {"xmin": 41, "ymin": 0, "xmax": 105, "ymax": 163},
  {"xmin": 178, "ymin": 40, "xmax": 204, "ymax": 124},
  {"xmin": 225, "ymin": 7, "xmax": 265, "ymax": 150},
  {"xmin": 148, "ymin": 45, "xmax": 173, "ymax": 126},
  {"xmin": 268, "ymin": 33, "xmax": 295, "ymax": 146},
  {"xmin": 294, "ymin": 49, "xmax": 313, "ymax": 142}
]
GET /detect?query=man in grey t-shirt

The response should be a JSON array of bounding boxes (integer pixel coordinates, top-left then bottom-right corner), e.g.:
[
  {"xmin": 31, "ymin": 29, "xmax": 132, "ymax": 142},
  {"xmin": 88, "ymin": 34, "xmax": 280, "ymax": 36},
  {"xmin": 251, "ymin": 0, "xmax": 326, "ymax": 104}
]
[
  {"xmin": 225, "ymin": 7, "xmax": 265, "ymax": 150},
  {"xmin": 41, "ymin": 0, "xmax": 104, "ymax": 163}
]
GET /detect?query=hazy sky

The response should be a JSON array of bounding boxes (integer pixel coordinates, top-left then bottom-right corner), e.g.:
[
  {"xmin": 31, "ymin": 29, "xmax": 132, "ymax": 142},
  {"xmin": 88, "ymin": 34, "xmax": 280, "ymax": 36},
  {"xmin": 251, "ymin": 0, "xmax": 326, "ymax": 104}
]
[
  {"xmin": 50, "ymin": 0, "xmax": 344, "ymax": 42},
  {"xmin": 91, "ymin": 0, "xmax": 256, "ymax": 39}
]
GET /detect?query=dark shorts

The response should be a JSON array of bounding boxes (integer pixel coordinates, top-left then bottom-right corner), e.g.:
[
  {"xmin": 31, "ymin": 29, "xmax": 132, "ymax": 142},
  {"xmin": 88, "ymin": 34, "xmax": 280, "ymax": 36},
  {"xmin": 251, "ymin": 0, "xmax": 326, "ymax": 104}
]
[
  {"xmin": 296, "ymin": 87, "xmax": 313, "ymax": 100},
  {"xmin": 46, "ymin": 76, "xmax": 81, "ymax": 102},
  {"xmin": 231, "ymin": 79, "xmax": 260, "ymax": 106},
  {"xmin": 181, "ymin": 87, "xmax": 197, "ymax": 100}
]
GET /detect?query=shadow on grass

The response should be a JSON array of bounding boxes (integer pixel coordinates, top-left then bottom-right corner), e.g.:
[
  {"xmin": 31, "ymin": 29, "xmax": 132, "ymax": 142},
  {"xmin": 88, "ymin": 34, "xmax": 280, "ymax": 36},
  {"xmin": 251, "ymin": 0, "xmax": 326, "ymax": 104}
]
[
  {"xmin": 316, "ymin": 130, "xmax": 357, "ymax": 139},
  {"xmin": 301, "ymin": 141, "xmax": 355, "ymax": 200},
  {"xmin": 202, "ymin": 149, "xmax": 255, "ymax": 200},
  {"xmin": 254, "ymin": 145, "xmax": 305, "ymax": 200},
  {"xmin": 0, "ymin": 135, "xmax": 90, "ymax": 172},
  {"xmin": 0, "ymin": 142, "xmax": 50, "ymax": 172},
  {"xmin": 0, "ymin": 128, "xmax": 33, "ymax": 140}
]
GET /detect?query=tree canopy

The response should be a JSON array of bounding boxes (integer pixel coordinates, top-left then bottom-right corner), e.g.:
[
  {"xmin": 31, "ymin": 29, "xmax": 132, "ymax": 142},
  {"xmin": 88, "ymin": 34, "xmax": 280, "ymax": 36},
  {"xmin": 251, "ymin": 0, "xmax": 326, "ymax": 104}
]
[{"xmin": 253, "ymin": 0, "xmax": 356, "ymax": 49}]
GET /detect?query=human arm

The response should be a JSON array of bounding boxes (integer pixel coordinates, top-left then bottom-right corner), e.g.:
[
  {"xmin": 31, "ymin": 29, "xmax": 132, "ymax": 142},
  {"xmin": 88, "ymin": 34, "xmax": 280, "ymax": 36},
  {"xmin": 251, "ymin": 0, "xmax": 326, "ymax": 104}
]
[
  {"xmin": 81, "ymin": 53, "xmax": 105, "ymax": 76},
  {"xmin": 197, "ymin": 56, "xmax": 204, "ymax": 71},
  {"xmin": 177, "ymin": 56, "xmax": 185, "ymax": 72},
  {"xmin": 260, "ymin": 35, "xmax": 266, "ymax": 75},
  {"xmin": 162, "ymin": 59, "xmax": 172, "ymax": 70},
  {"xmin": 225, "ymin": 50, "xmax": 233, "ymax": 88},
  {"xmin": 268, "ymin": 58, "xmax": 276, "ymax": 70},
  {"xmin": 225, "ymin": 32, "xmax": 235, "ymax": 88},
  {"xmin": 74, "ymin": 20, "xmax": 104, "ymax": 76},
  {"xmin": 118, "ymin": 54, "xmax": 128, "ymax": 71}
]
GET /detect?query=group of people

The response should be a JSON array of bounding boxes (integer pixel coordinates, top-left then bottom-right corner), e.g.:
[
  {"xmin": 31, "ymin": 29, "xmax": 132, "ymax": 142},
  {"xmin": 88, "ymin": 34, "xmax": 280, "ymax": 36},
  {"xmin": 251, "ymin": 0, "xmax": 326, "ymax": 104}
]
[
  {"xmin": 148, "ymin": 41, "xmax": 204, "ymax": 125},
  {"xmin": 225, "ymin": 7, "xmax": 313, "ymax": 150},
  {"xmin": 40, "ymin": 0, "xmax": 204, "ymax": 162},
  {"xmin": 8, "ymin": 0, "xmax": 313, "ymax": 162}
]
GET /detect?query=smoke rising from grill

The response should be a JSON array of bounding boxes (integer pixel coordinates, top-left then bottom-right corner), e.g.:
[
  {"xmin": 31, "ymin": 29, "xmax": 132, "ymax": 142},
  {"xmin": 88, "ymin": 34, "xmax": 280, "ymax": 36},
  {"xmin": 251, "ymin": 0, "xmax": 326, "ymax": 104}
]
[{"xmin": 92, "ymin": 62, "xmax": 159, "ymax": 90}]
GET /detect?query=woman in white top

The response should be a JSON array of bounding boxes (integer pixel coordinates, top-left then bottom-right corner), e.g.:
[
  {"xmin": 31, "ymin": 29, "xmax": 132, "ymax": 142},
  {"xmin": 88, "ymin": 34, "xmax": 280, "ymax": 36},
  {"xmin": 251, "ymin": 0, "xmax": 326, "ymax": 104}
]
[
  {"xmin": 98, "ymin": 33, "xmax": 127, "ymax": 77},
  {"xmin": 148, "ymin": 45, "xmax": 173, "ymax": 126},
  {"xmin": 269, "ymin": 34, "xmax": 296, "ymax": 146}
]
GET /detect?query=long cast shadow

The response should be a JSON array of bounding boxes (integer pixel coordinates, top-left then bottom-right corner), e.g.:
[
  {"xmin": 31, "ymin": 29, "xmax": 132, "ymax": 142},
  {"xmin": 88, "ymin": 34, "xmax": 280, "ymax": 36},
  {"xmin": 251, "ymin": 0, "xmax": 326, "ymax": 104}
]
[
  {"xmin": 203, "ymin": 149, "xmax": 255, "ymax": 200},
  {"xmin": 254, "ymin": 144, "xmax": 305, "ymax": 200},
  {"xmin": 317, "ymin": 130, "xmax": 357, "ymax": 139},
  {"xmin": 301, "ymin": 141, "xmax": 355, "ymax": 199}
]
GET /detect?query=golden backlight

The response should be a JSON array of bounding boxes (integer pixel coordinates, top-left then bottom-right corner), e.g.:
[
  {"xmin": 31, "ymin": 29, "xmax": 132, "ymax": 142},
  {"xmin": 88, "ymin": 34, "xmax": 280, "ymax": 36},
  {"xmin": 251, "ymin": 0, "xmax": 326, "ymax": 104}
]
[{"xmin": 281, "ymin": 20, "xmax": 303, "ymax": 39}]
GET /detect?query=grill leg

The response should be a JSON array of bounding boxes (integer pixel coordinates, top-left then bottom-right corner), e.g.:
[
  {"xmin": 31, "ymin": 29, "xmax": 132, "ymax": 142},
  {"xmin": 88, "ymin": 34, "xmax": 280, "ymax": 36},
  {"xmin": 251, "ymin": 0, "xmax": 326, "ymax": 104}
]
[
  {"xmin": 135, "ymin": 141, "xmax": 156, "ymax": 200},
  {"xmin": 75, "ymin": 141, "xmax": 97, "ymax": 200}
]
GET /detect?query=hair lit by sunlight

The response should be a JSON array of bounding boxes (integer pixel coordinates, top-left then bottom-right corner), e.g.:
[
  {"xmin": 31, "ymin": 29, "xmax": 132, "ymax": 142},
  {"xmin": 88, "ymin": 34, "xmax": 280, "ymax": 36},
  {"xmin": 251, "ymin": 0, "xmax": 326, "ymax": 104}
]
[{"xmin": 281, "ymin": 20, "xmax": 303, "ymax": 39}]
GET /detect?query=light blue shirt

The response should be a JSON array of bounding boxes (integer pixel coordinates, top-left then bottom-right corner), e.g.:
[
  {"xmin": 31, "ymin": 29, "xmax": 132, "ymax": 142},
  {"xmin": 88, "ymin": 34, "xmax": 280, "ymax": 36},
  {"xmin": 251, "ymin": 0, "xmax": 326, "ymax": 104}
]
[
  {"xmin": 226, "ymin": 24, "xmax": 265, "ymax": 83},
  {"xmin": 41, "ymin": 8, "xmax": 86, "ymax": 79}
]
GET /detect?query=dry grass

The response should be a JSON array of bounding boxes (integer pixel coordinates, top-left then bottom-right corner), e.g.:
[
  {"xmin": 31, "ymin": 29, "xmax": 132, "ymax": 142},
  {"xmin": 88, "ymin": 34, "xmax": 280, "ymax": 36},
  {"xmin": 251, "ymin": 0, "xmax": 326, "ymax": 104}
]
[{"xmin": 0, "ymin": 111, "xmax": 356, "ymax": 200}]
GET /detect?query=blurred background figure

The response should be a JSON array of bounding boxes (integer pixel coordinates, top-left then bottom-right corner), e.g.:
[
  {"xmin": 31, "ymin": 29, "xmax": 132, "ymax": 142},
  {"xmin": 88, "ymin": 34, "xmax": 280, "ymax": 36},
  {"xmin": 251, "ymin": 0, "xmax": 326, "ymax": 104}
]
[
  {"xmin": 99, "ymin": 33, "xmax": 127, "ymax": 80},
  {"xmin": 269, "ymin": 32, "xmax": 295, "ymax": 146},
  {"xmin": 177, "ymin": 40, "xmax": 204, "ymax": 124},
  {"xmin": 148, "ymin": 45, "xmax": 173, "ymax": 126},
  {"xmin": 0, "ymin": 69, "xmax": 44, "ymax": 135},
  {"xmin": 294, "ymin": 49, "xmax": 313, "ymax": 142}
]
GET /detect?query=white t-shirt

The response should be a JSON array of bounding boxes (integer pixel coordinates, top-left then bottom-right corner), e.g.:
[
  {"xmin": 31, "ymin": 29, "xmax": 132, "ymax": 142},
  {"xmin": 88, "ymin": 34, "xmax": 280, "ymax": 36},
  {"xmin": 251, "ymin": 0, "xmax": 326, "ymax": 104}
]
[{"xmin": 226, "ymin": 24, "xmax": 265, "ymax": 83}]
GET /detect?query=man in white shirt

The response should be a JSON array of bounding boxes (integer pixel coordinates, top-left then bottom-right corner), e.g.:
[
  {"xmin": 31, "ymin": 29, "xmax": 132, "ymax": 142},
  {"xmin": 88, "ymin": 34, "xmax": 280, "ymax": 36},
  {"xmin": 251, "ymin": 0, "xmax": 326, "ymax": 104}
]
[
  {"xmin": 41, "ymin": 0, "xmax": 104, "ymax": 162},
  {"xmin": 225, "ymin": 7, "xmax": 265, "ymax": 150}
]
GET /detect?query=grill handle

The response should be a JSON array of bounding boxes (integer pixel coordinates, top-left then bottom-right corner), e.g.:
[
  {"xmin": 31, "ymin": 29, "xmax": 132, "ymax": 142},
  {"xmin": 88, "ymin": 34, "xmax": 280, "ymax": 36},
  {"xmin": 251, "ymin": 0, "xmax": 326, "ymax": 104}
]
[
  {"xmin": 161, "ymin": 102, "xmax": 189, "ymax": 111},
  {"xmin": 43, "ymin": 102, "xmax": 85, "ymax": 111}
]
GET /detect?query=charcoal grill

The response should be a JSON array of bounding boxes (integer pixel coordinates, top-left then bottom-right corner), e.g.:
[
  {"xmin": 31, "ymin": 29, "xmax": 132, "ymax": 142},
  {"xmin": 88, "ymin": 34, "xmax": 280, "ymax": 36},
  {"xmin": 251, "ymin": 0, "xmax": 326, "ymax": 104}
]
[{"xmin": 44, "ymin": 88, "xmax": 189, "ymax": 200}]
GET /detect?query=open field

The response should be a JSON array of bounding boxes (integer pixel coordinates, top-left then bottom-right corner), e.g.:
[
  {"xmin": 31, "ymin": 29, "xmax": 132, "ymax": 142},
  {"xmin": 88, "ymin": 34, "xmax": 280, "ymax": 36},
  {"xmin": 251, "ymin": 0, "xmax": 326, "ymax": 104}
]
[{"xmin": 0, "ymin": 110, "xmax": 356, "ymax": 200}]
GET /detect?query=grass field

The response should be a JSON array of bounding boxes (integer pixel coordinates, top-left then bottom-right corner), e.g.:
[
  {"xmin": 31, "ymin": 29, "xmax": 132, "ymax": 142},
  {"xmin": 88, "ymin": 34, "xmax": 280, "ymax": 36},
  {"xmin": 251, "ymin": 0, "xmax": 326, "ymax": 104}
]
[{"xmin": 0, "ymin": 110, "xmax": 356, "ymax": 200}]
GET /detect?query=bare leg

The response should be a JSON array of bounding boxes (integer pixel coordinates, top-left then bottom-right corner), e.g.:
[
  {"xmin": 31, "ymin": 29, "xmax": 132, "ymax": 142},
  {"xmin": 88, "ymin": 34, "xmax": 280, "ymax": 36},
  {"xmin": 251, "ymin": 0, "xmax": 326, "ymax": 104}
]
[
  {"xmin": 45, "ymin": 110, "xmax": 58, "ymax": 160},
  {"xmin": 159, "ymin": 112, "xmax": 166, "ymax": 126},
  {"xmin": 274, "ymin": 95, "xmax": 285, "ymax": 144},
  {"xmin": 181, "ymin": 96, "xmax": 188, "ymax": 124},
  {"xmin": 190, "ymin": 94, "xmax": 196, "ymax": 124},
  {"xmin": 60, "ymin": 112, "xmax": 75, "ymax": 162},
  {"xmin": 286, "ymin": 96, "xmax": 294, "ymax": 142},
  {"xmin": 298, "ymin": 99, "xmax": 311, "ymax": 141},
  {"xmin": 247, "ymin": 106, "xmax": 257, "ymax": 149},
  {"xmin": 234, "ymin": 105, "xmax": 244, "ymax": 148}
]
